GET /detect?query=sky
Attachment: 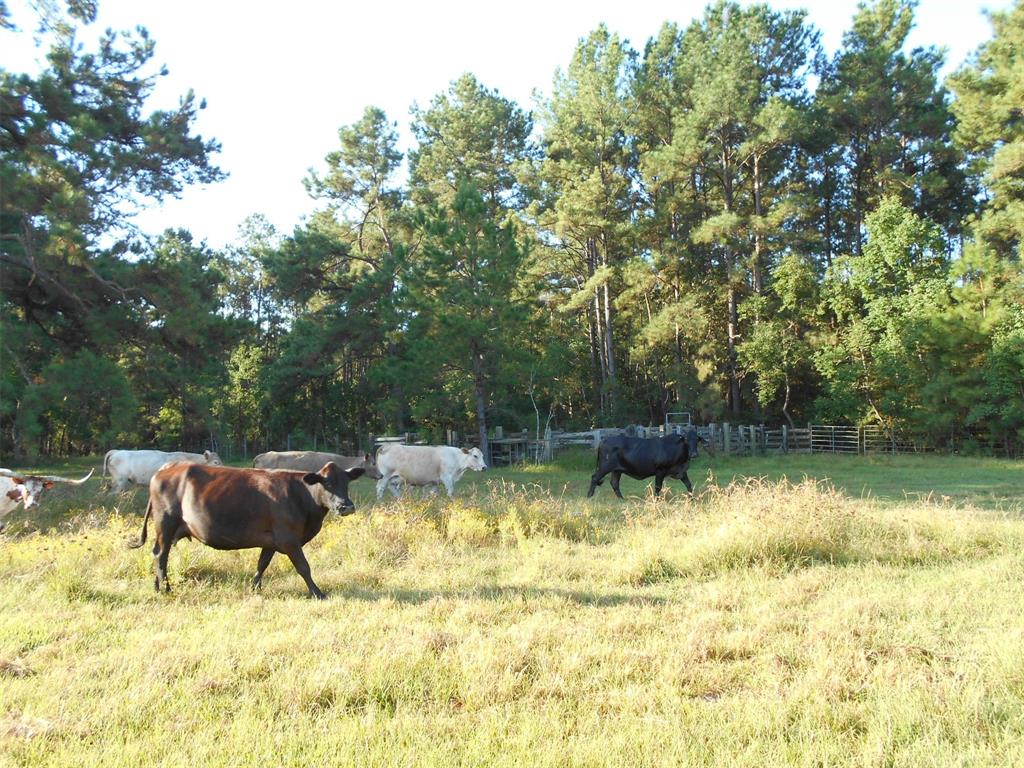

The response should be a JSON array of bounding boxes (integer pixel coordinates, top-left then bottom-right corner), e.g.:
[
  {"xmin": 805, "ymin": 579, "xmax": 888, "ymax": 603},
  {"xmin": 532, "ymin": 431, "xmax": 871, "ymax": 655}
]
[{"xmin": 3, "ymin": 0, "xmax": 1011, "ymax": 250}]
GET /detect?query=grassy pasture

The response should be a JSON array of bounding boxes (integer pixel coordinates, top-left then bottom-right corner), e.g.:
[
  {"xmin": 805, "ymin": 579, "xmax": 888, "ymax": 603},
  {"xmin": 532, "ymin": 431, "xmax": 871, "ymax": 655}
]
[{"xmin": 1, "ymin": 451, "xmax": 1024, "ymax": 766}]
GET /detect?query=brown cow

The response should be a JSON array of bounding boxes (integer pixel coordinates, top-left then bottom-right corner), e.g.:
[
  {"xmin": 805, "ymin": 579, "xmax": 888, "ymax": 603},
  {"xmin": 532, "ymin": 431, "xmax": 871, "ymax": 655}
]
[
  {"xmin": 130, "ymin": 462, "xmax": 363, "ymax": 599},
  {"xmin": 252, "ymin": 450, "xmax": 382, "ymax": 479}
]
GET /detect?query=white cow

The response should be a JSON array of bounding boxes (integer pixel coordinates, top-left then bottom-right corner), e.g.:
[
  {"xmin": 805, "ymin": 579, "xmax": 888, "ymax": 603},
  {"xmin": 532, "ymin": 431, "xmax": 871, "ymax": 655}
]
[
  {"xmin": 375, "ymin": 444, "xmax": 487, "ymax": 499},
  {"xmin": 0, "ymin": 468, "xmax": 94, "ymax": 532},
  {"xmin": 102, "ymin": 449, "xmax": 222, "ymax": 492}
]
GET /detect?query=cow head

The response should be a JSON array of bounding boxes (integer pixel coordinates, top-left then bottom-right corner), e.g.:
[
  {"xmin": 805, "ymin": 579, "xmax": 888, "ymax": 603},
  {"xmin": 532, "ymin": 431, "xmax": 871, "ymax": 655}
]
[
  {"xmin": 9, "ymin": 476, "xmax": 53, "ymax": 511},
  {"xmin": 686, "ymin": 428, "xmax": 700, "ymax": 459},
  {"xmin": 2, "ymin": 475, "xmax": 52, "ymax": 532},
  {"xmin": 0, "ymin": 468, "xmax": 93, "ymax": 532},
  {"xmin": 359, "ymin": 452, "xmax": 383, "ymax": 480},
  {"xmin": 204, "ymin": 450, "xmax": 223, "ymax": 466},
  {"xmin": 460, "ymin": 447, "xmax": 487, "ymax": 472},
  {"xmin": 304, "ymin": 462, "xmax": 365, "ymax": 515}
]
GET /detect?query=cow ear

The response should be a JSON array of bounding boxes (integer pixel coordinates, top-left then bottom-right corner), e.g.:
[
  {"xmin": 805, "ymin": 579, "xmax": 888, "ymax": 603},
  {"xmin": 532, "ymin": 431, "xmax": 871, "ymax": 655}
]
[
  {"xmin": 43, "ymin": 480, "xmax": 55, "ymax": 489},
  {"xmin": 364, "ymin": 453, "xmax": 371, "ymax": 462},
  {"xmin": 346, "ymin": 467, "xmax": 365, "ymax": 480},
  {"xmin": 6, "ymin": 490, "xmax": 21, "ymax": 501},
  {"xmin": 461, "ymin": 447, "xmax": 469, "ymax": 454},
  {"xmin": 302, "ymin": 473, "xmax": 324, "ymax": 486}
]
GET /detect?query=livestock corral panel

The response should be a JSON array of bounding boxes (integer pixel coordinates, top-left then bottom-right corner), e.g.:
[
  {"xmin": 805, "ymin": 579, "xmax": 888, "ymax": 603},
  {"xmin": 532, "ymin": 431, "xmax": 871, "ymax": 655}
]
[{"xmin": 810, "ymin": 425, "xmax": 860, "ymax": 454}]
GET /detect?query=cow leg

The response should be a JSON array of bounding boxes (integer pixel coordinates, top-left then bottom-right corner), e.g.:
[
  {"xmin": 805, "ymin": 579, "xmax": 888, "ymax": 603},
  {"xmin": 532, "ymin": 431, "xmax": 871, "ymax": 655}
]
[
  {"xmin": 375, "ymin": 475, "xmax": 389, "ymax": 500},
  {"xmin": 609, "ymin": 471, "xmax": 625, "ymax": 499},
  {"xmin": 587, "ymin": 466, "xmax": 612, "ymax": 498},
  {"xmin": 153, "ymin": 517, "xmax": 179, "ymax": 594},
  {"xmin": 252, "ymin": 547, "xmax": 275, "ymax": 590},
  {"xmin": 653, "ymin": 470, "xmax": 669, "ymax": 496},
  {"xmin": 679, "ymin": 471, "xmax": 694, "ymax": 494},
  {"xmin": 283, "ymin": 546, "xmax": 325, "ymax": 600}
]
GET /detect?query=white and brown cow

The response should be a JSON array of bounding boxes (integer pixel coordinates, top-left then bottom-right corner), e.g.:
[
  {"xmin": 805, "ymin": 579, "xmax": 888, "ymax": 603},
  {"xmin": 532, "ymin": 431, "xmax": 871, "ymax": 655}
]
[
  {"xmin": 375, "ymin": 444, "xmax": 486, "ymax": 499},
  {"xmin": 0, "ymin": 468, "xmax": 94, "ymax": 532},
  {"xmin": 102, "ymin": 449, "xmax": 222, "ymax": 492}
]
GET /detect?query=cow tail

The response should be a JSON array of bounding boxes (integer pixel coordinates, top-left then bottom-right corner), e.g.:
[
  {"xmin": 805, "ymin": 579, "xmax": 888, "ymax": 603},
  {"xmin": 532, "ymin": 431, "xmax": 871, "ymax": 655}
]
[
  {"xmin": 128, "ymin": 498, "xmax": 152, "ymax": 549},
  {"xmin": 102, "ymin": 450, "xmax": 114, "ymax": 479}
]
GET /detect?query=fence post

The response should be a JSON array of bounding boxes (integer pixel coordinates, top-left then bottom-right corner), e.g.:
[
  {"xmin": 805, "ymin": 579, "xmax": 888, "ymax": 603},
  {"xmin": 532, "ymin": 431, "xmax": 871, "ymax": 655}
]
[
  {"xmin": 592, "ymin": 429, "xmax": 602, "ymax": 449},
  {"xmin": 723, "ymin": 423, "xmax": 731, "ymax": 456}
]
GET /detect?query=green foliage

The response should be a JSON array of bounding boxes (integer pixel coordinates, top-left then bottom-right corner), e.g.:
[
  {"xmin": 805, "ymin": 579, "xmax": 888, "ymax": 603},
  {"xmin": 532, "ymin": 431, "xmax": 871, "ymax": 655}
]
[
  {"xmin": 401, "ymin": 183, "xmax": 534, "ymax": 441},
  {"xmin": 816, "ymin": 0, "xmax": 973, "ymax": 254},
  {"xmin": 1, "ymin": 0, "xmax": 1022, "ymax": 458},
  {"xmin": 949, "ymin": 1, "xmax": 1024, "ymax": 257},
  {"xmin": 410, "ymin": 74, "xmax": 534, "ymax": 213},
  {"xmin": 0, "ymin": 2, "xmax": 223, "ymax": 456},
  {"xmin": 20, "ymin": 349, "xmax": 136, "ymax": 453}
]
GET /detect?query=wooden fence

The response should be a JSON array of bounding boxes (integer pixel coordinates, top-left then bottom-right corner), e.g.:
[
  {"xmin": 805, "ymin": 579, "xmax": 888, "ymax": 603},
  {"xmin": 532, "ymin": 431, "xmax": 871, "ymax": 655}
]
[
  {"xmin": 369, "ymin": 422, "xmax": 936, "ymax": 467},
  {"xmin": 538, "ymin": 423, "xmax": 916, "ymax": 461}
]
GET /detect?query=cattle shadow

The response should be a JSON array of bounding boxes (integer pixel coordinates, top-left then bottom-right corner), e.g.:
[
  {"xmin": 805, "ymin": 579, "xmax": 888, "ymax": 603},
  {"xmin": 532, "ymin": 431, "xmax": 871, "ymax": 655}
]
[
  {"xmin": 118, "ymin": 567, "xmax": 666, "ymax": 607},
  {"xmin": 318, "ymin": 582, "xmax": 667, "ymax": 608}
]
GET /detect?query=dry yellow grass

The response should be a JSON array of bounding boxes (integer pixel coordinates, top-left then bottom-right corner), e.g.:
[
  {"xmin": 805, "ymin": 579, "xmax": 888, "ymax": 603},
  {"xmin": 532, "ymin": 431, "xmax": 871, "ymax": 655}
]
[{"xmin": 1, "ymin": 460, "xmax": 1024, "ymax": 766}]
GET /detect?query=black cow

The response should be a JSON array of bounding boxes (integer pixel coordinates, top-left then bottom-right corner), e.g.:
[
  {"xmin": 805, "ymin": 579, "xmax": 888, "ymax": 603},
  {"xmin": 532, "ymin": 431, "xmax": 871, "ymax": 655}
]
[
  {"xmin": 129, "ymin": 462, "xmax": 364, "ymax": 599},
  {"xmin": 586, "ymin": 429, "xmax": 708, "ymax": 499}
]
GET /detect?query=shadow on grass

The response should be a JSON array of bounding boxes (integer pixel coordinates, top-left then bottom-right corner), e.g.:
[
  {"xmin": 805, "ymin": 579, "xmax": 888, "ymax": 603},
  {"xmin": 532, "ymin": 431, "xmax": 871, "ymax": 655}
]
[
  {"xmin": 111, "ymin": 563, "xmax": 666, "ymax": 607},
  {"xmin": 321, "ymin": 582, "xmax": 666, "ymax": 607}
]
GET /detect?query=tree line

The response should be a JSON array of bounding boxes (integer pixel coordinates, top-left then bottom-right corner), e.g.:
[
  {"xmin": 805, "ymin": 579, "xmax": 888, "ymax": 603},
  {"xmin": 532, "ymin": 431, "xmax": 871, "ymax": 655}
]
[{"xmin": 2, "ymin": 0, "xmax": 1022, "ymax": 459}]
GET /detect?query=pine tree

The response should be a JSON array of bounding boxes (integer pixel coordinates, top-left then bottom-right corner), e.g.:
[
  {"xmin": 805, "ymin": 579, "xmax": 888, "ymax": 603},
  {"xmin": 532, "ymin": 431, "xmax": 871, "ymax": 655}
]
[
  {"xmin": 402, "ymin": 183, "xmax": 532, "ymax": 455},
  {"xmin": 949, "ymin": 0, "xmax": 1024, "ymax": 258}
]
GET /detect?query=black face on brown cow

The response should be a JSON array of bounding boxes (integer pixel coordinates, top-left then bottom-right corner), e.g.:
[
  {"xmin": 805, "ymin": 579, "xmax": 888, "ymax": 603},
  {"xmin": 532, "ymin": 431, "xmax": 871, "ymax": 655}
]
[{"xmin": 303, "ymin": 462, "xmax": 365, "ymax": 515}]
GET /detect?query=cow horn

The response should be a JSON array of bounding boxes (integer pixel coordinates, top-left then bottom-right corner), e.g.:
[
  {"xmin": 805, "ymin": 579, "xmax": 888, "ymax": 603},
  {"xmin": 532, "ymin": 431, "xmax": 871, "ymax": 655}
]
[{"xmin": 31, "ymin": 468, "xmax": 95, "ymax": 485}]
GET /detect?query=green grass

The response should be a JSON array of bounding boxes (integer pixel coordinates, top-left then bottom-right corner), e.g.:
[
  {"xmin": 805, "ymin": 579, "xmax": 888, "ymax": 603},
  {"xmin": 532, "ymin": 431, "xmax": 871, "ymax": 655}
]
[{"xmin": 2, "ymin": 451, "xmax": 1024, "ymax": 766}]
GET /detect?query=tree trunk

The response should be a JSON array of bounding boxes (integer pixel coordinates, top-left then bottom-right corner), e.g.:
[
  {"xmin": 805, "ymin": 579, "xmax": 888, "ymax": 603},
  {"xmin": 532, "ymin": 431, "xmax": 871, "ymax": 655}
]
[
  {"xmin": 598, "ymin": 235, "xmax": 616, "ymax": 417},
  {"xmin": 727, "ymin": 281, "xmax": 741, "ymax": 414},
  {"xmin": 471, "ymin": 341, "xmax": 489, "ymax": 461},
  {"xmin": 752, "ymin": 153, "xmax": 764, "ymax": 295},
  {"xmin": 587, "ymin": 303, "xmax": 603, "ymax": 416},
  {"xmin": 782, "ymin": 375, "xmax": 795, "ymax": 429},
  {"xmin": 722, "ymin": 145, "xmax": 742, "ymax": 415},
  {"xmin": 822, "ymin": 166, "xmax": 834, "ymax": 268},
  {"xmin": 586, "ymin": 236, "xmax": 607, "ymax": 415}
]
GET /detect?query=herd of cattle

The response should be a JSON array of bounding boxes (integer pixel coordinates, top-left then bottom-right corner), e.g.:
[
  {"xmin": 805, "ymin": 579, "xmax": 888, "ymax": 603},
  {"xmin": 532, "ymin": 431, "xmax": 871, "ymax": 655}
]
[{"xmin": 1, "ymin": 430, "xmax": 706, "ymax": 598}]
